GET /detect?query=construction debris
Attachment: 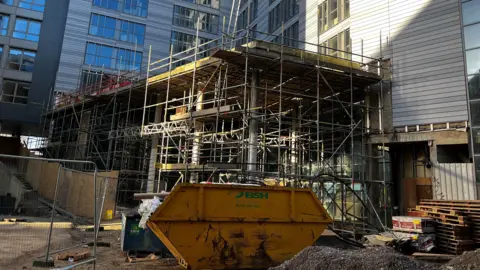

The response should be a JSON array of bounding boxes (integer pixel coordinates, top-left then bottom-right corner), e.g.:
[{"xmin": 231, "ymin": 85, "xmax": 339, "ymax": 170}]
[
  {"xmin": 138, "ymin": 196, "xmax": 162, "ymax": 229},
  {"xmin": 125, "ymin": 253, "xmax": 158, "ymax": 263},
  {"xmin": 412, "ymin": 252, "xmax": 454, "ymax": 262},
  {"xmin": 270, "ymin": 246, "xmax": 435, "ymax": 270},
  {"xmin": 56, "ymin": 248, "xmax": 90, "ymax": 262}
]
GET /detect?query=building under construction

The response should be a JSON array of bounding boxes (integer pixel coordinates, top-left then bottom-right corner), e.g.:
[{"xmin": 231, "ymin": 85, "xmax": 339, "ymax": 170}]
[{"xmin": 35, "ymin": 30, "xmax": 390, "ymax": 232}]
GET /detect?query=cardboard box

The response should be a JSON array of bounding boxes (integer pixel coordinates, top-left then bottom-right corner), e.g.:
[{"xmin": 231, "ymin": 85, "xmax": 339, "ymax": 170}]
[{"xmin": 392, "ymin": 216, "xmax": 435, "ymax": 233}]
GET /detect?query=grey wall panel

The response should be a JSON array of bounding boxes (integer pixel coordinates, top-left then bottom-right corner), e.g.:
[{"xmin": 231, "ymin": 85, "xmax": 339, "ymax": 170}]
[
  {"xmin": 392, "ymin": 95, "xmax": 466, "ymax": 108},
  {"xmin": 144, "ymin": 0, "xmax": 173, "ymax": 68},
  {"xmin": 433, "ymin": 163, "xmax": 476, "ymax": 200},
  {"xmin": 54, "ymin": 0, "xmax": 92, "ymax": 92},
  {"xmin": 393, "ymin": 90, "xmax": 468, "ymax": 105},
  {"xmin": 394, "ymin": 112, "xmax": 468, "ymax": 126},
  {"xmin": 350, "ymin": 0, "xmax": 468, "ymax": 126}
]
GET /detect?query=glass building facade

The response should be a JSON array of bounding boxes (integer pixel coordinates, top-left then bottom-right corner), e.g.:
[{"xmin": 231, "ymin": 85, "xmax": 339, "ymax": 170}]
[{"xmin": 462, "ymin": 0, "xmax": 480, "ymax": 181}]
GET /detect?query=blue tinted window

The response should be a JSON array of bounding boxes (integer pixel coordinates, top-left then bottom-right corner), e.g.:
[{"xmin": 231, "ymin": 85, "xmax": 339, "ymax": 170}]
[
  {"xmin": 84, "ymin": 42, "xmax": 142, "ymax": 71},
  {"xmin": 173, "ymin": 5, "xmax": 218, "ymax": 33},
  {"xmin": 13, "ymin": 18, "xmax": 41, "ymax": 42},
  {"xmin": 463, "ymin": 0, "xmax": 480, "ymax": 25},
  {"xmin": 8, "ymin": 48, "xmax": 36, "ymax": 72},
  {"xmin": 19, "ymin": 0, "xmax": 45, "ymax": 12},
  {"xmin": 93, "ymin": 0, "xmax": 147, "ymax": 17},
  {"xmin": 93, "ymin": 0, "xmax": 118, "ymax": 10},
  {"xmin": 1, "ymin": 0, "xmax": 14, "ymax": 5},
  {"xmin": 89, "ymin": 13, "xmax": 144, "ymax": 44},
  {"xmin": 0, "ymin": 15, "xmax": 9, "ymax": 36},
  {"xmin": 108, "ymin": 0, "xmax": 118, "ymax": 10},
  {"xmin": 104, "ymin": 17, "xmax": 116, "ymax": 38},
  {"xmin": 124, "ymin": 0, "xmax": 148, "ymax": 17},
  {"xmin": 86, "ymin": 43, "xmax": 96, "ymax": 54}
]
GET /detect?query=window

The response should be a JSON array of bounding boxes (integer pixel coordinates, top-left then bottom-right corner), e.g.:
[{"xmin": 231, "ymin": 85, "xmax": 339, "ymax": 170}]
[
  {"xmin": 13, "ymin": 18, "xmax": 41, "ymax": 42},
  {"xmin": 182, "ymin": 0, "xmax": 220, "ymax": 8},
  {"xmin": 250, "ymin": 0, "xmax": 258, "ymax": 22},
  {"xmin": 1, "ymin": 80, "xmax": 29, "ymax": 104},
  {"xmin": 0, "ymin": 46, "xmax": 3, "ymax": 62},
  {"xmin": 89, "ymin": 14, "xmax": 146, "ymax": 45},
  {"xmin": 0, "ymin": 14, "xmax": 8, "ymax": 36},
  {"xmin": 1, "ymin": 0, "xmax": 13, "ymax": 5},
  {"xmin": 80, "ymin": 69, "xmax": 105, "ymax": 88},
  {"xmin": 329, "ymin": 0, "xmax": 338, "ymax": 26},
  {"xmin": 344, "ymin": 28, "xmax": 351, "ymax": 59},
  {"xmin": 462, "ymin": 0, "xmax": 480, "ymax": 26},
  {"xmin": 467, "ymin": 49, "xmax": 480, "ymax": 75},
  {"xmin": 119, "ymin": 20, "xmax": 145, "ymax": 44},
  {"xmin": 173, "ymin": 5, "xmax": 196, "ymax": 29},
  {"xmin": 345, "ymin": 0, "xmax": 350, "ymax": 18},
  {"xmin": 318, "ymin": 2, "xmax": 328, "ymax": 33},
  {"xmin": 469, "ymin": 75, "xmax": 480, "ymax": 100},
  {"xmin": 84, "ymin": 42, "xmax": 142, "ymax": 71},
  {"xmin": 8, "ymin": 48, "xmax": 36, "ymax": 72},
  {"xmin": 173, "ymin": 5, "xmax": 219, "ymax": 34},
  {"xmin": 268, "ymin": 0, "xmax": 299, "ymax": 32},
  {"xmin": 471, "ymin": 100, "xmax": 480, "ymax": 126},
  {"xmin": 171, "ymin": 31, "xmax": 212, "ymax": 57},
  {"xmin": 19, "ymin": 0, "xmax": 46, "ymax": 12},
  {"xmin": 89, "ymin": 14, "xmax": 116, "ymax": 39},
  {"xmin": 274, "ymin": 21, "xmax": 299, "ymax": 48},
  {"xmin": 319, "ymin": 41, "xmax": 327, "ymax": 54},
  {"xmin": 92, "ymin": 0, "xmax": 148, "ymax": 18},
  {"xmin": 238, "ymin": 9, "xmax": 248, "ymax": 30},
  {"xmin": 322, "ymin": 28, "xmax": 350, "ymax": 59},
  {"xmin": 237, "ymin": 0, "xmax": 258, "ymax": 30},
  {"xmin": 124, "ymin": 0, "xmax": 148, "ymax": 17},
  {"xmin": 464, "ymin": 23, "xmax": 480, "ymax": 50},
  {"xmin": 92, "ymin": 0, "xmax": 119, "ymax": 11},
  {"xmin": 328, "ymin": 34, "xmax": 338, "ymax": 57},
  {"xmin": 318, "ymin": 0, "xmax": 350, "ymax": 34}
]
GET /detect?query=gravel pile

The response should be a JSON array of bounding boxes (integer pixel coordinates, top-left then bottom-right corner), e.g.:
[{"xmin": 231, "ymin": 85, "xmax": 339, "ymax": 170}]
[
  {"xmin": 270, "ymin": 246, "xmax": 435, "ymax": 270},
  {"xmin": 443, "ymin": 249, "xmax": 480, "ymax": 270}
]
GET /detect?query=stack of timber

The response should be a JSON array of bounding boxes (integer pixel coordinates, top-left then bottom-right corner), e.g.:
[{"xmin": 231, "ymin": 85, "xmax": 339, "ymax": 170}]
[
  {"xmin": 416, "ymin": 200, "xmax": 478, "ymax": 254},
  {"xmin": 420, "ymin": 200, "xmax": 480, "ymax": 243}
]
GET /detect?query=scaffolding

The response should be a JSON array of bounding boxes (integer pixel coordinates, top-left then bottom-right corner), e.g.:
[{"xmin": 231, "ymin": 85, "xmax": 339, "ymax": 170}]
[{"xmin": 37, "ymin": 18, "xmax": 391, "ymax": 236}]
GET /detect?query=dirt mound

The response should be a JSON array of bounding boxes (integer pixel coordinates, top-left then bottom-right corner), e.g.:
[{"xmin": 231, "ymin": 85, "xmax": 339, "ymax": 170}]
[
  {"xmin": 443, "ymin": 249, "xmax": 480, "ymax": 270},
  {"xmin": 270, "ymin": 246, "xmax": 435, "ymax": 270}
]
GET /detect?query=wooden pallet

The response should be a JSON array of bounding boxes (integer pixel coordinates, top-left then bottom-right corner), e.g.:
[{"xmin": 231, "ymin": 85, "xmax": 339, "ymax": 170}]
[
  {"xmin": 416, "ymin": 206, "xmax": 465, "ymax": 216},
  {"xmin": 436, "ymin": 246, "xmax": 475, "ymax": 255},
  {"xmin": 435, "ymin": 231, "xmax": 471, "ymax": 240},
  {"xmin": 436, "ymin": 239, "xmax": 475, "ymax": 255},
  {"xmin": 419, "ymin": 201, "xmax": 480, "ymax": 212},
  {"xmin": 430, "ymin": 218, "xmax": 469, "ymax": 226},
  {"xmin": 407, "ymin": 209, "xmax": 427, "ymax": 217}
]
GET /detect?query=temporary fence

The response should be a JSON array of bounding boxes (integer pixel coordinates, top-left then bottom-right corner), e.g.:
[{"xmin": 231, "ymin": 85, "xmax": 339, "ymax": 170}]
[{"xmin": 0, "ymin": 153, "xmax": 106, "ymax": 269}]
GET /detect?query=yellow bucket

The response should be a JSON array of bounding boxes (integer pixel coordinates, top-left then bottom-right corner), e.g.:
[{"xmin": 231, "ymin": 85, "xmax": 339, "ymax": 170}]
[{"xmin": 104, "ymin": 209, "xmax": 113, "ymax": 220}]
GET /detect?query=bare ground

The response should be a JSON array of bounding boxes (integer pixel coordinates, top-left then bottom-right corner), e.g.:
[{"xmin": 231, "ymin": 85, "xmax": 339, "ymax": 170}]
[{"xmin": 0, "ymin": 223, "xmax": 181, "ymax": 270}]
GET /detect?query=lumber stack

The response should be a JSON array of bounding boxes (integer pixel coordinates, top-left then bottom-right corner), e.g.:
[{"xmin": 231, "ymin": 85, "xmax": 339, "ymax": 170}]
[
  {"xmin": 416, "ymin": 200, "xmax": 475, "ymax": 254},
  {"xmin": 420, "ymin": 200, "xmax": 480, "ymax": 243}
]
